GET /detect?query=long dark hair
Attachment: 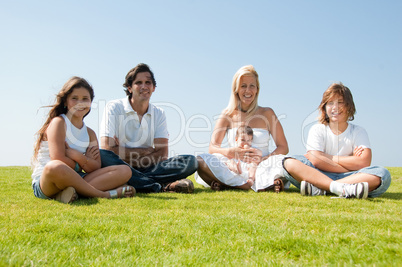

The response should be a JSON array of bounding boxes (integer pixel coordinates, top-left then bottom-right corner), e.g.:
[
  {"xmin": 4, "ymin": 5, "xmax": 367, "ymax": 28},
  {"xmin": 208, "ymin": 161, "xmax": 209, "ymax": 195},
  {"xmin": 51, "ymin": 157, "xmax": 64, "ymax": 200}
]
[{"xmin": 33, "ymin": 77, "xmax": 94, "ymax": 160}]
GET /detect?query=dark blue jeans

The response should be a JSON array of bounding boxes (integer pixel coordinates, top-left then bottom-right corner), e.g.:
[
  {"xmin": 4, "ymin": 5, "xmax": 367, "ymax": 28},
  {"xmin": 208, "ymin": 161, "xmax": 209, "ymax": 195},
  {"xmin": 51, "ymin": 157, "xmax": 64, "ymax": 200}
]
[{"xmin": 100, "ymin": 149, "xmax": 198, "ymax": 193}]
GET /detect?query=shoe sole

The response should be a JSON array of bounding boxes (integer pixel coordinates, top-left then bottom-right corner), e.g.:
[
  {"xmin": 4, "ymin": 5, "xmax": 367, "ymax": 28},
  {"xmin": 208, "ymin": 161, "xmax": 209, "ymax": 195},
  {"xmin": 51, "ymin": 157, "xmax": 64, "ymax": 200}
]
[
  {"xmin": 358, "ymin": 182, "xmax": 369, "ymax": 199},
  {"xmin": 300, "ymin": 181, "xmax": 309, "ymax": 196},
  {"xmin": 54, "ymin": 187, "xmax": 77, "ymax": 204},
  {"xmin": 176, "ymin": 180, "xmax": 194, "ymax": 193}
]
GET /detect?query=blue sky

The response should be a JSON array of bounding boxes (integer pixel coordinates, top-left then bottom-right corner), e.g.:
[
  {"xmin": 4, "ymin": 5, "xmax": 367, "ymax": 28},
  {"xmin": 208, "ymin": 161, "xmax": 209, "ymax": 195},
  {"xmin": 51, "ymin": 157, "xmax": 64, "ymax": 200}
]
[{"xmin": 1, "ymin": 0, "xmax": 401, "ymax": 167}]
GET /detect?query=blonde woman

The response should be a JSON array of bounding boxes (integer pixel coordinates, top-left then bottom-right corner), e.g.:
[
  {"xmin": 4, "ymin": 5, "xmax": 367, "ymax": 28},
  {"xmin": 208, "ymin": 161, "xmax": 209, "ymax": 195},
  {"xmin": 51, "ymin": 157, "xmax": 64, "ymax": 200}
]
[{"xmin": 196, "ymin": 65, "xmax": 289, "ymax": 191}]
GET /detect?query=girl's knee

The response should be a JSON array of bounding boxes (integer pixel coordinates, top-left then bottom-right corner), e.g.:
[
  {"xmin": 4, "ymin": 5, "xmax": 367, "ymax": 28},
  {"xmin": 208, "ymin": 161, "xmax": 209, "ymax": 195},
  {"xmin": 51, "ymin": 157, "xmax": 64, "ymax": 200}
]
[
  {"xmin": 120, "ymin": 165, "xmax": 132, "ymax": 181},
  {"xmin": 43, "ymin": 160, "xmax": 69, "ymax": 177}
]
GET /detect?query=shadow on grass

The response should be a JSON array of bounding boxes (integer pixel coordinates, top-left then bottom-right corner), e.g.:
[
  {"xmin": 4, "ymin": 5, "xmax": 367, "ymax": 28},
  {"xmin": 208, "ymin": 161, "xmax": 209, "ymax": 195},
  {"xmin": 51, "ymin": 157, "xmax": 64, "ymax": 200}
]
[
  {"xmin": 192, "ymin": 187, "xmax": 402, "ymax": 201},
  {"xmin": 192, "ymin": 186, "xmax": 301, "ymax": 194},
  {"xmin": 370, "ymin": 192, "xmax": 402, "ymax": 201},
  {"xmin": 72, "ymin": 197, "xmax": 100, "ymax": 206},
  {"xmin": 72, "ymin": 193, "xmax": 180, "ymax": 205},
  {"xmin": 136, "ymin": 193, "xmax": 178, "ymax": 200}
]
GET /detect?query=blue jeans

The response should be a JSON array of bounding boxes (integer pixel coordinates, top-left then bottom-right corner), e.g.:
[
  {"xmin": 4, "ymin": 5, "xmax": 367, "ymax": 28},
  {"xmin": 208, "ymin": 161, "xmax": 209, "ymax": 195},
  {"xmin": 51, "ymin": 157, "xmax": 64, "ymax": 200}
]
[
  {"xmin": 100, "ymin": 149, "xmax": 198, "ymax": 193},
  {"xmin": 282, "ymin": 155, "xmax": 391, "ymax": 198}
]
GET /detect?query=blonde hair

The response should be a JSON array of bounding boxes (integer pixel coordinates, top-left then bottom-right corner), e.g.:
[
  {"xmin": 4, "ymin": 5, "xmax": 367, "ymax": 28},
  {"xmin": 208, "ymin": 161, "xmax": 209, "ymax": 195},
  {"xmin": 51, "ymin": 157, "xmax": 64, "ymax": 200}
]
[
  {"xmin": 223, "ymin": 65, "xmax": 260, "ymax": 116},
  {"xmin": 318, "ymin": 82, "xmax": 356, "ymax": 125}
]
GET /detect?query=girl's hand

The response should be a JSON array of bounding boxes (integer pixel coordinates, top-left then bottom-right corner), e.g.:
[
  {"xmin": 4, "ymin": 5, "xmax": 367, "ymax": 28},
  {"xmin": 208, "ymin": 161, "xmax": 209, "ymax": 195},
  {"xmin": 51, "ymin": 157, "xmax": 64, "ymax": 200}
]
[
  {"xmin": 86, "ymin": 146, "xmax": 100, "ymax": 160},
  {"xmin": 353, "ymin": 146, "xmax": 365, "ymax": 157}
]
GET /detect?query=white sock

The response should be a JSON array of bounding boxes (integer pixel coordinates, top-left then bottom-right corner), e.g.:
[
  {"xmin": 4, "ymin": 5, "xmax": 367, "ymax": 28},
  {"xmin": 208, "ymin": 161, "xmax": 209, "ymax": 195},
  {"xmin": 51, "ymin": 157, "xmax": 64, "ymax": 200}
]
[{"xmin": 330, "ymin": 181, "xmax": 344, "ymax": 196}]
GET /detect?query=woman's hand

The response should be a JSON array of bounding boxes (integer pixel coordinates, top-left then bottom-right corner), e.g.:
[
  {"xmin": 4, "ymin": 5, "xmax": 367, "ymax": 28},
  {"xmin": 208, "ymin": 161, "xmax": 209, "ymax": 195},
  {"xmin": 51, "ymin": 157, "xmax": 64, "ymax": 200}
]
[
  {"xmin": 242, "ymin": 147, "xmax": 263, "ymax": 165},
  {"xmin": 228, "ymin": 147, "xmax": 249, "ymax": 160}
]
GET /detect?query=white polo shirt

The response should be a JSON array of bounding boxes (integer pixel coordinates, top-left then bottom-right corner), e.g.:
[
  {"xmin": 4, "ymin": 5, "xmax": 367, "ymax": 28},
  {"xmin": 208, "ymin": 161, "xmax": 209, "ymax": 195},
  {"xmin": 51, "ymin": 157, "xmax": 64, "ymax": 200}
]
[{"xmin": 100, "ymin": 97, "xmax": 168, "ymax": 148}]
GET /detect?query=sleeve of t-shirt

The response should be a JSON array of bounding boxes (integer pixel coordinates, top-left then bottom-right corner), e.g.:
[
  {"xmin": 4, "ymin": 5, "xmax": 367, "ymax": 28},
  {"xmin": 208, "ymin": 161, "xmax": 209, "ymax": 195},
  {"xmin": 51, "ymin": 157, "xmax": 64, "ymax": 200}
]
[
  {"xmin": 154, "ymin": 109, "xmax": 169, "ymax": 139},
  {"xmin": 100, "ymin": 101, "xmax": 118, "ymax": 138},
  {"xmin": 353, "ymin": 126, "xmax": 371, "ymax": 149},
  {"xmin": 306, "ymin": 124, "xmax": 325, "ymax": 152}
]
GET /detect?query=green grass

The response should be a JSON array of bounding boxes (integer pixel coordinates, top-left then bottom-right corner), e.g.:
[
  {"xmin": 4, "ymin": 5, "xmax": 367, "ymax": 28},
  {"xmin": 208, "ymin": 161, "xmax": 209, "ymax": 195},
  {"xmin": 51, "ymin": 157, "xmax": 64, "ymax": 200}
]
[{"xmin": 0, "ymin": 166, "xmax": 401, "ymax": 266}]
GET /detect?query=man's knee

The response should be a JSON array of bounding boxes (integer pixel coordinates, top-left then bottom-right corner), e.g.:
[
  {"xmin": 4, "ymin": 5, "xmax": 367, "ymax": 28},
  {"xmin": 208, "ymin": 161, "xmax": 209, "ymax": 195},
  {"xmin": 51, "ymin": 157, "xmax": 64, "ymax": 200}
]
[
  {"xmin": 100, "ymin": 149, "xmax": 126, "ymax": 167},
  {"xmin": 179, "ymin": 155, "xmax": 198, "ymax": 174}
]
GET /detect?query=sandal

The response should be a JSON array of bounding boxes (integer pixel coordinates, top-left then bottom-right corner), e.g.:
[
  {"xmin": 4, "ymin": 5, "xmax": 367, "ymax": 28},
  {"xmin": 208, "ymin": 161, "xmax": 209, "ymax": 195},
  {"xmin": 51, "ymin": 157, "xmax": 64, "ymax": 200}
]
[
  {"xmin": 54, "ymin": 187, "xmax": 78, "ymax": 204},
  {"xmin": 258, "ymin": 178, "xmax": 284, "ymax": 193},
  {"xmin": 109, "ymin": 185, "xmax": 136, "ymax": 199},
  {"xmin": 210, "ymin": 181, "xmax": 229, "ymax": 191}
]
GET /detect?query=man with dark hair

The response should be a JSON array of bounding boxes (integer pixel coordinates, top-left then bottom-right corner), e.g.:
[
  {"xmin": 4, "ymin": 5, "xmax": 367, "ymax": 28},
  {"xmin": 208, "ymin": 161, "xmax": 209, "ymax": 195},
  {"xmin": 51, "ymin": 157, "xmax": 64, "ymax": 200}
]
[{"xmin": 99, "ymin": 63, "xmax": 197, "ymax": 193}]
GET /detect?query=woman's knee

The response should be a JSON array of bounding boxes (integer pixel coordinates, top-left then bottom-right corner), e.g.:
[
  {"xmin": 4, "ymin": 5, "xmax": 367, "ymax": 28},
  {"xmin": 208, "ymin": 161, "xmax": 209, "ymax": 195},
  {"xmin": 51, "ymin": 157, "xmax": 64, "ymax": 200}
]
[
  {"xmin": 196, "ymin": 156, "xmax": 215, "ymax": 183},
  {"xmin": 196, "ymin": 157, "xmax": 209, "ymax": 174}
]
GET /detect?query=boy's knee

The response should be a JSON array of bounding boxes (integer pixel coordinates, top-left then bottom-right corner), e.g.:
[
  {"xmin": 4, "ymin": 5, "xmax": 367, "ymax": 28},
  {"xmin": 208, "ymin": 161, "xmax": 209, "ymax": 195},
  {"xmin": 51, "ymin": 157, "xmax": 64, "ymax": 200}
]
[{"xmin": 283, "ymin": 157, "xmax": 296, "ymax": 172}]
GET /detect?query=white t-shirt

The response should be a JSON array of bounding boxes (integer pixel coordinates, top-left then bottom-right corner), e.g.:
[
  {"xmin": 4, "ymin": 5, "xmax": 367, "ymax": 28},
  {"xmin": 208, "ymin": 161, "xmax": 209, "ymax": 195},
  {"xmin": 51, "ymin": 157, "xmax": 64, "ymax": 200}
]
[
  {"xmin": 100, "ymin": 97, "xmax": 168, "ymax": 148},
  {"xmin": 306, "ymin": 123, "xmax": 371, "ymax": 156}
]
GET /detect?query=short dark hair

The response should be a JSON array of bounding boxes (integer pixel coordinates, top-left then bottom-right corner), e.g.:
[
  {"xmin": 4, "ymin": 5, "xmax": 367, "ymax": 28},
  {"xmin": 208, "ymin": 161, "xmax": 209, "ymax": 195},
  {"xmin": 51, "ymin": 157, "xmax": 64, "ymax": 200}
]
[
  {"xmin": 236, "ymin": 125, "xmax": 253, "ymax": 138},
  {"xmin": 123, "ymin": 63, "xmax": 157, "ymax": 97}
]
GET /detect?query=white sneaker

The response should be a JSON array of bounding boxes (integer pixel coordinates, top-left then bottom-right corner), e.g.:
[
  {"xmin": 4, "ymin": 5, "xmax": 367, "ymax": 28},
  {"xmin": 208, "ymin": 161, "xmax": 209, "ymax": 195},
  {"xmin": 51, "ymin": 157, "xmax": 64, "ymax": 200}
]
[
  {"xmin": 300, "ymin": 181, "xmax": 326, "ymax": 196},
  {"xmin": 339, "ymin": 182, "xmax": 369, "ymax": 199}
]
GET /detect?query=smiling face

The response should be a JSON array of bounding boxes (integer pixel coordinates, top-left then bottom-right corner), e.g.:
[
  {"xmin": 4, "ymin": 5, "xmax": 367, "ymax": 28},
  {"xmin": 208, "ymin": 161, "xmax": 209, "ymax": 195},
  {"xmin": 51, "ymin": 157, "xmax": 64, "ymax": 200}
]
[
  {"xmin": 325, "ymin": 94, "xmax": 348, "ymax": 123},
  {"xmin": 66, "ymin": 87, "xmax": 92, "ymax": 118},
  {"xmin": 128, "ymin": 71, "xmax": 155, "ymax": 102},
  {"xmin": 237, "ymin": 75, "xmax": 258, "ymax": 109}
]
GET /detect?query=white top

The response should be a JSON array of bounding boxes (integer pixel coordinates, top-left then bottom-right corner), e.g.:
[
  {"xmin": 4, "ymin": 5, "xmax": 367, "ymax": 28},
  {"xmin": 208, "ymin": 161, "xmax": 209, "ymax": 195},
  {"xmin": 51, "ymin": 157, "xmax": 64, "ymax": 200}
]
[
  {"xmin": 100, "ymin": 97, "xmax": 168, "ymax": 148},
  {"xmin": 61, "ymin": 114, "xmax": 89, "ymax": 154},
  {"xmin": 31, "ymin": 141, "xmax": 51, "ymax": 183},
  {"xmin": 306, "ymin": 123, "xmax": 371, "ymax": 156},
  {"xmin": 31, "ymin": 114, "xmax": 90, "ymax": 183},
  {"xmin": 227, "ymin": 127, "xmax": 271, "ymax": 156}
]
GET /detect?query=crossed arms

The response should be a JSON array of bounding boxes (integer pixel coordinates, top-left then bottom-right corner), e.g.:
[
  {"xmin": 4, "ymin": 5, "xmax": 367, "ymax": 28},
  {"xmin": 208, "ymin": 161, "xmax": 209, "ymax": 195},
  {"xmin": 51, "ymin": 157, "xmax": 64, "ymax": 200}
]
[
  {"xmin": 100, "ymin": 136, "xmax": 168, "ymax": 168},
  {"xmin": 305, "ymin": 146, "xmax": 372, "ymax": 173}
]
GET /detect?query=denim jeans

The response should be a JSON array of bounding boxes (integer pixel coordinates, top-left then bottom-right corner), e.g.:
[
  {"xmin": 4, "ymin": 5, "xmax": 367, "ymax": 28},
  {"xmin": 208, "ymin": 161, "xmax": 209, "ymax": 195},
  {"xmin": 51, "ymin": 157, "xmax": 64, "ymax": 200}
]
[
  {"xmin": 100, "ymin": 149, "xmax": 198, "ymax": 193},
  {"xmin": 282, "ymin": 155, "xmax": 391, "ymax": 198}
]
